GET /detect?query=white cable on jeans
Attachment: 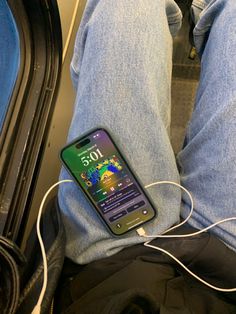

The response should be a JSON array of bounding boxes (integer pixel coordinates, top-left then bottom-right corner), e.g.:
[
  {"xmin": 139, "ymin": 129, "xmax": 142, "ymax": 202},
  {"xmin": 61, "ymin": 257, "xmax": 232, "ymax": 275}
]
[
  {"xmin": 140, "ymin": 216, "xmax": 236, "ymax": 239},
  {"xmin": 32, "ymin": 179, "xmax": 73, "ymax": 314},
  {"xmin": 144, "ymin": 180, "xmax": 236, "ymax": 239},
  {"xmin": 145, "ymin": 181, "xmax": 194, "ymax": 235}
]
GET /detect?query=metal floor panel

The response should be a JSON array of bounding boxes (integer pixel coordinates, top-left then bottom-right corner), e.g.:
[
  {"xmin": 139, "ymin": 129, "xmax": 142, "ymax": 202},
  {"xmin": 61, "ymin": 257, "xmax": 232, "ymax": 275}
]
[
  {"xmin": 171, "ymin": 78, "xmax": 198, "ymax": 153},
  {"xmin": 170, "ymin": 1, "xmax": 200, "ymax": 153}
]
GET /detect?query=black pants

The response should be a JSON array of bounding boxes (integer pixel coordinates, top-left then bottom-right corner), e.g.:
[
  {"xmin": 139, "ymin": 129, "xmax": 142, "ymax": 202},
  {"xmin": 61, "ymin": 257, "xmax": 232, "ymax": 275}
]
[{"xmin": 55, "ymin": 226, "xmax": 236, "ymax": 314}]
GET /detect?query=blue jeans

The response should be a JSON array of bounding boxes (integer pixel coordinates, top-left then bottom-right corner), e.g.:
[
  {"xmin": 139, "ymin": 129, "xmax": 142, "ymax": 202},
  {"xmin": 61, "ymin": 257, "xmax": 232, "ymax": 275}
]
[{"xmin": 59, "ymin": 0, "xmax": 236, "ymax": 264}]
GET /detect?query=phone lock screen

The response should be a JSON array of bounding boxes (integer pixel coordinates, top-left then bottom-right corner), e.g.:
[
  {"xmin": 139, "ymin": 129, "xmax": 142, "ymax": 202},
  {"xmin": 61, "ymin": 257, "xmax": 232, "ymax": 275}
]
[{"xmin": 60, "ymin": 128, "xmax": 157, "ymax": 235}]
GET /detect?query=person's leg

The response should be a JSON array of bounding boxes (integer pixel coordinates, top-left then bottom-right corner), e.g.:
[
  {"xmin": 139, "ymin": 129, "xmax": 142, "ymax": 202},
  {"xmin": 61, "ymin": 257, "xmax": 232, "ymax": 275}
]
[
  {"xmin": 178, "ymin": 0, "xmax": 236, "ymax": 251},
  {"xmin": 59, "ymin": 0, "xmax": 182, "ymax": 264}
]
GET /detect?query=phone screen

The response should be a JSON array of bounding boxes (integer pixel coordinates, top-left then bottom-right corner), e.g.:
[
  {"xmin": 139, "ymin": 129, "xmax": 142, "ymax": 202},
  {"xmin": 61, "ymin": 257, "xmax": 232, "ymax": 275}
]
[{"xmin": 60, "ymin": 128, "xmax": 156, "ymax": 235}]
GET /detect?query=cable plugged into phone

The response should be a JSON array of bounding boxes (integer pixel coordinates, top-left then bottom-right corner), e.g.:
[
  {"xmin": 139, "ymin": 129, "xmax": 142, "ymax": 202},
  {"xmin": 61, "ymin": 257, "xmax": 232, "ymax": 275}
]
[
  {"xmin": 61, "ymin": 128, "xmax": 157, "ymax": 236},
  {"xmin": 136, "ymin": 227, "xmax": 146, "ymax": 237},
  {"xmin": 136, "ymin": 180, "xmax": 236, "ymax": 293},
  {"xmin": 137, "ymin": 227, "xmax": 236, "ymax": 293}
]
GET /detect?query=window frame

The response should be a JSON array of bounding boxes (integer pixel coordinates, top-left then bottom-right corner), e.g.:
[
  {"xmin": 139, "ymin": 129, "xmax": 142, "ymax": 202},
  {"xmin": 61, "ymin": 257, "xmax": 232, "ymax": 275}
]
[{"xmin": 0, "ymin": 0, "xmax": 62, "ymax": 243}]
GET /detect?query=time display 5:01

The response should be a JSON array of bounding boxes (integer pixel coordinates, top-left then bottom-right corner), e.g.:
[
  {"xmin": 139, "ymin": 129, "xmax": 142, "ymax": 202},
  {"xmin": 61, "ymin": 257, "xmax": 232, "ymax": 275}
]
[{"xmin": 81, "ymin": 148, "xmax": 104, "ymax": 166}]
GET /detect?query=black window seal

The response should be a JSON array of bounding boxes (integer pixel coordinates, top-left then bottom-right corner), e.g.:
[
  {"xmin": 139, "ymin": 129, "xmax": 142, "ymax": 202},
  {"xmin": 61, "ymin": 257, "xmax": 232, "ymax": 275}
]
[{"xmin": 0, "ymin": 0, "xmax": 62, "ymax": 243}]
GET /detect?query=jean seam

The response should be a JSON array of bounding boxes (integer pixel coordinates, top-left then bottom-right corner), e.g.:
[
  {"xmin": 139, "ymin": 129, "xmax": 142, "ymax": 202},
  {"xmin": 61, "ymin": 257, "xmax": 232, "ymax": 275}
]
[
  {"xmin": 167, "ymin": 12, "xmax": 182, "ymax": 25},
  {"xmin": 192, "ymin": 0, "xmax": 208, "ymax": 10},
  {"xmin": 194, "ymin": 25, "xmax": 211, "ymax": 35},
  {"xmin": 71, "ymin": 61, "xmax": 78, "ymax": 75}
]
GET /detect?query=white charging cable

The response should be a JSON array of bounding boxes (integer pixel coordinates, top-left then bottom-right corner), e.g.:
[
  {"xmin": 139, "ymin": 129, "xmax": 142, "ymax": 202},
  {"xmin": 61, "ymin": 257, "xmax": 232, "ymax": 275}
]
[
  {"xmin": 143, "ymin": 240, "xmax": 236, "ymax": 292},
  {"xmin": 144, "ymin": 181, "xmax": 194, "ymax": 235},
  {"xmin": 31, "ymin": 179, "xmax": 73, "ymax": 314},
  {"xmin": 136, "ymin": 180, "xmax": 236, "ymax": 293},
  {"xmin": 33, "ymin": 178, "xmax": 236, "ymax": 314}
]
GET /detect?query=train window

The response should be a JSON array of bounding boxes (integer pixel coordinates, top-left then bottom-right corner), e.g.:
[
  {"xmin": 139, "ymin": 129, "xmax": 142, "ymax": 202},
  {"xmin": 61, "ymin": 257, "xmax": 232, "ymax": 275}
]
[
  {"xmin": 0, "ymin": 0, "xmax": 20, "ymax": 131},
  {"xmin": 0, "ymin": 0, "xmax": 62, "ymax": 243}
]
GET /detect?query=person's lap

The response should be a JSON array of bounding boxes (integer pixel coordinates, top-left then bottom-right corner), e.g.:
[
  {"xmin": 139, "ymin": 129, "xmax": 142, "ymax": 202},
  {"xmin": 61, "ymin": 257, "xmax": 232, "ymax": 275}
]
[{"xmin": 59, "ymin": 0, "xmax": 236, "ymax": 264}]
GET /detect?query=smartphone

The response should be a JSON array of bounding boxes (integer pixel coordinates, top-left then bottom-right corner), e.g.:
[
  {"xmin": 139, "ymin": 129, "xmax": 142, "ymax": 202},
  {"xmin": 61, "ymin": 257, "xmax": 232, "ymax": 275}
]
[{"xmin": 60, "ymin": 128, "xmax": 157, "ymax": 235}]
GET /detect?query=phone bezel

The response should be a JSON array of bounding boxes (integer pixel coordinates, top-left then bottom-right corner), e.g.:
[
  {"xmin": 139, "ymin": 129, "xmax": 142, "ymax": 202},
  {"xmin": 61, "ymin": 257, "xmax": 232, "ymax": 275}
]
[{"xmin": 60, "ymin": 127, "xmax": 157, "ymax": 236}]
